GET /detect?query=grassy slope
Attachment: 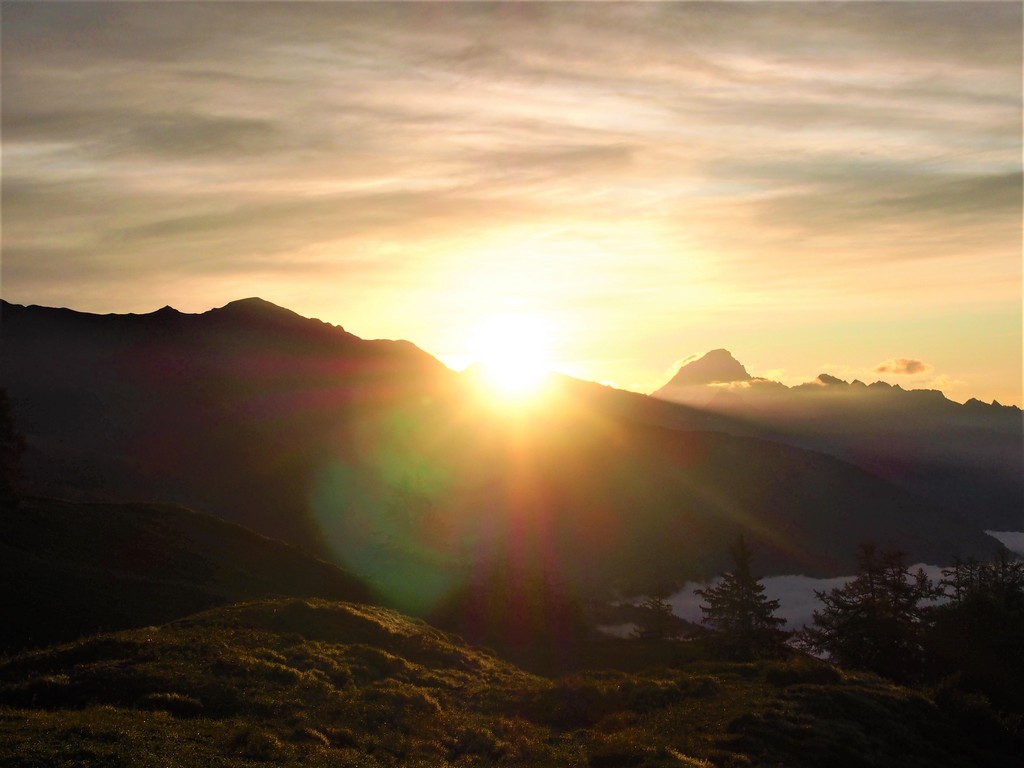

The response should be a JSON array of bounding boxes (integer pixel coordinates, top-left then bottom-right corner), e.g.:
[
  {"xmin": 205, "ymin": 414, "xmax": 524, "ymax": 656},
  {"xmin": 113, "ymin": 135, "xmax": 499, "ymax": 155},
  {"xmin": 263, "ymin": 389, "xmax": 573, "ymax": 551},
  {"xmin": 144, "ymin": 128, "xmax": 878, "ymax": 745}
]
[
  {"xmin": 0, "ymin": 497, "xmax": 370, "ymax": 654},
  {"xmin": 1, "ymin": 598, "xmax": 1017, "ymax": 768}
]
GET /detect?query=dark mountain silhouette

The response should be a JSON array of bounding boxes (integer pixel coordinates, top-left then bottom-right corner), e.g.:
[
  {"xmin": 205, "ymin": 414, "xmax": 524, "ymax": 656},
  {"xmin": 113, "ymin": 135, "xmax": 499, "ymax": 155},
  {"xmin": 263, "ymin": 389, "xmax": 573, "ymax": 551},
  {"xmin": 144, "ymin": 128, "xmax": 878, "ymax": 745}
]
[
  {"xmin": 0, "ymin": 496, "xmax": 370, "ymax": 654},
  {"xmin": 653, "ymin": 351, "xmax": 1023, "ymax": 530},
  {"xmin": 0, "ymin": 300, "xmax": 1008, "ymax": 620},
  {"xmin": 0, "ymin": 298, "xmax": 451, "ymax": 555}
]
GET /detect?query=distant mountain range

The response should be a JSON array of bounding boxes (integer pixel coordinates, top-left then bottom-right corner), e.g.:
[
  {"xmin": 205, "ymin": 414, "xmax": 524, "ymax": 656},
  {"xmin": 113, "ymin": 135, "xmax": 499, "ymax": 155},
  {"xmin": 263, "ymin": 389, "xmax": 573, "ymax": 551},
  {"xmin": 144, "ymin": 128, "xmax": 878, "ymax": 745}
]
[
  {"xmin": 1, "ymin": 299, "xmax": 1015, "ymax": 621},
  {"xmin": 652, "ymin": 350, "xmax": 1022, "ymax": 530},
  {"xmin": 655, "ymin": 348, "xmax": 1019, "ymax": 409}
]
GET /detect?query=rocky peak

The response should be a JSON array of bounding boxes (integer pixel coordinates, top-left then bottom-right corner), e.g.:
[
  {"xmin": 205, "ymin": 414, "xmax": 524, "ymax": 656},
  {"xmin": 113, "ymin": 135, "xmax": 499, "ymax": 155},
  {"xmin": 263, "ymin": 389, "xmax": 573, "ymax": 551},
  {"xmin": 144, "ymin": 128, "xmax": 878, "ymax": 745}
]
[{"xmin": 658, "ymin": 349, "xmax": 752, "ymax": 390}]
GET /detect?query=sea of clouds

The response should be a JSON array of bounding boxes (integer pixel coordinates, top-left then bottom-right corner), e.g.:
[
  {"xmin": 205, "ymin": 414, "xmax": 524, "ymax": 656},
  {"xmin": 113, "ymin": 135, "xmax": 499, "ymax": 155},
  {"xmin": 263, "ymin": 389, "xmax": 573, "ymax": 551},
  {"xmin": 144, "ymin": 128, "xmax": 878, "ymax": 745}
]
[
  {"xmin": 668, "ymin": 565, "xmax": 947, "ymax": 631},
  {"xmin": 601, "ymin": 531, "xmax": 1024, "ymax": 636}
]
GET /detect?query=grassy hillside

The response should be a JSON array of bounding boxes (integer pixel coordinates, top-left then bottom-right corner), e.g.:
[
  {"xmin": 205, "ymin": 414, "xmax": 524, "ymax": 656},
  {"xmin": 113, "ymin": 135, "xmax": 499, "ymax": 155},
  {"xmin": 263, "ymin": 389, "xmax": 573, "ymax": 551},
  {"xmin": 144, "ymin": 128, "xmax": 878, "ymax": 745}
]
[
  {"xmin": 0, "ymin": 497, "xmax": 370, "ymax": 654},
  {"xmin": 1, "ymin": 598, "xmax": 1018, "ymax": 767}
]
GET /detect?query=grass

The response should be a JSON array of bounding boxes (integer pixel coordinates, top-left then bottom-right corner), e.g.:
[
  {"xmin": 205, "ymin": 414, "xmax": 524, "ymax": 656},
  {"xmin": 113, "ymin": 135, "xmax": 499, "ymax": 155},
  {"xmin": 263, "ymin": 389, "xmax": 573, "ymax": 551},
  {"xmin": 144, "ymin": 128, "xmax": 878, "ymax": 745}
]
[{"xmin": 0, "ymin": 597, "xmax": 1019, "ymax": 767}]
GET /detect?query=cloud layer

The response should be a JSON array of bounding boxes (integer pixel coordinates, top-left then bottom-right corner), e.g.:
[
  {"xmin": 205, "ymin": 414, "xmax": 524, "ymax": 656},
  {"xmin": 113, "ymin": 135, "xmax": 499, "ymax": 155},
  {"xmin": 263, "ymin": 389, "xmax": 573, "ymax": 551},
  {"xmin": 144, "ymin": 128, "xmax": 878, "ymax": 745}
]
[
  {"xmin": 3, "ymin": 2, "xmax": 1021, "ymax": 403},
  {"xmin": 671, "ymin": 564, "xmax": 950, "ymax": 630}
]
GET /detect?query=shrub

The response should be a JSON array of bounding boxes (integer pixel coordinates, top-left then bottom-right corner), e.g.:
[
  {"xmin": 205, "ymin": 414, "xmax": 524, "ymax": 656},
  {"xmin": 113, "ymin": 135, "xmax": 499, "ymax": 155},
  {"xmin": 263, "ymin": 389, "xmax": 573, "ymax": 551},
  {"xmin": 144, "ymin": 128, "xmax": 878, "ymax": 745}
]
[
  {"xmin": 0, "ymin": 673, "xmax": 71, "ymax": 708},
  {"xmin": 931, "ymin": 681, "xmax": 1009, "ymax": 745},
  {"xmin": 323, "ymin": 726, "xmax": 360, "ymax": 749},
  {"xmin": 289, "ymin": 725, "xmax": 331, "ymax": 747},
  {"xmin": 588, "ymin": 745, "xmax": 649, "ymax": 767},
  {"xmin": 225, "ymin": 725, "xmax": 289, "ymax": 761},
  {"xmin": 527, "ymin": 676, "xmax": 619, "ymax": 729},
  {"xmin": 445, "ymin": 725, "xmax": 501, "ymax": 760},
  {"xmin": 622, "ymin": 678, "xmax": 687, "ymax": 712},
  {"xmin": 763, "ymin": 658, "xmax": 842, "ymax": 688},
  {"xmin": 357, "ymin": 680, "xmax": 442, "ymax": 731},
  {"xmin": 136, "ymin": 692, "xmax": 203, "ymax": 718},
  {"xmin": 588, "ymin": 743, "xmax": 686, "ymax": 768},
  {"xmin": 595, "ymin": 710, "xmax": 640, "ymax": 733},
  {"xmin": 685, "ymin": 676, "xmax": 721, "ymax": 698}
]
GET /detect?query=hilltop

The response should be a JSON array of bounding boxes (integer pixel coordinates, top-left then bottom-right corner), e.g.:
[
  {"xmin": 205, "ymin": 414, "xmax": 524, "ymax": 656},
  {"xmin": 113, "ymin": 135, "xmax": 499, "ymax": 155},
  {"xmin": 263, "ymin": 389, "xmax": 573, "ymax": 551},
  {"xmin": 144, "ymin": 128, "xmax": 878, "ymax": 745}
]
[{"xmin": 1, "ymin": 597, "xmax": 1019, "ymax": 767}]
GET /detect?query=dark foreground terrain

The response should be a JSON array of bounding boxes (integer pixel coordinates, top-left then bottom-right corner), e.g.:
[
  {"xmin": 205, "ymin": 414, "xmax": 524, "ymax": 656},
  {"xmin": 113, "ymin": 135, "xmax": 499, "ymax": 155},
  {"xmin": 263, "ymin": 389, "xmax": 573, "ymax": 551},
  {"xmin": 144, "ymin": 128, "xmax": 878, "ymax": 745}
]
[{"xmin": 1, "ymin": 597, "xmax": 1019, "ymax": 768}]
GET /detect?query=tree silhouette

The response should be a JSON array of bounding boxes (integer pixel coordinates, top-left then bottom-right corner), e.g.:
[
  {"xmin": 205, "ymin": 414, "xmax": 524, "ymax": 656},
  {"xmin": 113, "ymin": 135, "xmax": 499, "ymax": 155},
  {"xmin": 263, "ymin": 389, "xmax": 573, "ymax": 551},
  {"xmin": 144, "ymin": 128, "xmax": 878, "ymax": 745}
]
[
  {"xmin": 924, "ymin": 547, "xmax": 1024, "ymax": 713},
  {"xmin": 695, "ymin": 536, "xmax": 787, "ymax": 659},
  {"xmin": 801, "ymin": 543, "xmax": 937, "ymax": 683},
  {"xmin": 632, "ymin": 595, "xmax": 684, "ymax": 640}
]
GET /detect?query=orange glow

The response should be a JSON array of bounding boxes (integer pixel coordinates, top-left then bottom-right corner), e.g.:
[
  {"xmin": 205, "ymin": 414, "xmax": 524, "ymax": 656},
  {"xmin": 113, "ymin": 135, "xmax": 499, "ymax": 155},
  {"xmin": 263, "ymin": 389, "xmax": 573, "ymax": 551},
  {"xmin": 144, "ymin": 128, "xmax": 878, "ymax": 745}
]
[{"xmin": 469, "ymin": 313, "xmax": 552, "ymax": 399}]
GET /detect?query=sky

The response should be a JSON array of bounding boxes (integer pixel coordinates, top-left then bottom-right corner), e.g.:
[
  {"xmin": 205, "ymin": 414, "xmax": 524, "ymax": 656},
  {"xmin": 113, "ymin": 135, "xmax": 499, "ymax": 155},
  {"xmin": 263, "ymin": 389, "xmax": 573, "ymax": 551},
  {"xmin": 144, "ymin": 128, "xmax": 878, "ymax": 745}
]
[{"xmin": 3, "ymin": 1, "xmax": 1021, "ymax": 405}]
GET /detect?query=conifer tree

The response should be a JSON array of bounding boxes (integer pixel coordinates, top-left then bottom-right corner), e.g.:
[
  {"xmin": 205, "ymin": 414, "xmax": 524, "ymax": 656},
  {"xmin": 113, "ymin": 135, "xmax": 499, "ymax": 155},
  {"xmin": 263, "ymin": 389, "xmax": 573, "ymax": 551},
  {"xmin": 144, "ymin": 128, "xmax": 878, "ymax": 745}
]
[
  {"xmin": 695, "ymin": 536, "xmax": 787, "ymax": 659},
  {"xmin": 924, "ymin": 546, "xmax": 1024, "ymax": 712},
  {"xmin": 633, "ymin": 595, "xmax": 682, "ymax": 640},
  {"xmin": 801, "ymin": 543, "xmax": 937, "ymax": 683}
]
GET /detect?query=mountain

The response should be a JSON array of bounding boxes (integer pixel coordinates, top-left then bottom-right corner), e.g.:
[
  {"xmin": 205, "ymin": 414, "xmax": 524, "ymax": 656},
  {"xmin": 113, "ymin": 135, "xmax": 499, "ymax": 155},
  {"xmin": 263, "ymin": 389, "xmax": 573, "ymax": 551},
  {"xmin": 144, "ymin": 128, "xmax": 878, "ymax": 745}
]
[
  {"xmin": 2, "ymin": 313, "xmax": 1017, "ymax": 765},
  {"xmin": 1, "ymin": 597, "xmax": 1019, "ymax": 768},
  {"xmin": 652, "ymin": 352, "xmax": 1023, "ymax": 530},
  {"xmin": 0, "ymin": 298, "xmax": 452, "ymax": 555},
  {"xmin": 658, "ymin": 349, "xmax": 752, "ymax": 389},
  {"xmin": 0, "ymin": 300, "xmax": 1009, "ymax": 621},
  {"xmin": 0, "ymin": 496, "xmax": 370, "ymax": 654}
]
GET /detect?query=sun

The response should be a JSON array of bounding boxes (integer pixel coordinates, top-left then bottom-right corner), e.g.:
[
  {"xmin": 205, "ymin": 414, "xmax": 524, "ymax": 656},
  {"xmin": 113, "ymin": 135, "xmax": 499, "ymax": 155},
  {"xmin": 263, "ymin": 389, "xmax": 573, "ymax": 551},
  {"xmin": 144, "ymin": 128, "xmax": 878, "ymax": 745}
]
[{"xmin": 469, "ymin": 313, "xmax": 551, "ymax": 398}]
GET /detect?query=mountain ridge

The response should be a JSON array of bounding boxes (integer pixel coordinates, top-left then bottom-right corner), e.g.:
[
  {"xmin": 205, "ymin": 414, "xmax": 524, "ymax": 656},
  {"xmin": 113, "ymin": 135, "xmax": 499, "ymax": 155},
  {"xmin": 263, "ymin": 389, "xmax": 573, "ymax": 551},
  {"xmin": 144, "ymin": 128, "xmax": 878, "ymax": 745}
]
[
  {"xmin": 651, "ymin": 349, "xmax": 1022, "ymax": 529},
  {"xmin": 1, "ymin": 299, "xmax": 1015, "ymax": 613},
  {"xmin": 0, "ymin": 298, "xmax": 454, "ymax": 556},
  {"xmin": 654, "ymin": 347, "xmax": 1019, "ymax": 412}
]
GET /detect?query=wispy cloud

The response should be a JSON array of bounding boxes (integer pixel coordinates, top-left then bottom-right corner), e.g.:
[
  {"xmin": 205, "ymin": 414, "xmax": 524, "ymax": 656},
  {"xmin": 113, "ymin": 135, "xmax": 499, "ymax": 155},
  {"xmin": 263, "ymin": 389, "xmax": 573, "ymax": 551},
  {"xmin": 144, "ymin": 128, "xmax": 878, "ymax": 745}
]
[{"xmin": 2, "ymin": 2, "xmax": 1020, "ymax": 404}]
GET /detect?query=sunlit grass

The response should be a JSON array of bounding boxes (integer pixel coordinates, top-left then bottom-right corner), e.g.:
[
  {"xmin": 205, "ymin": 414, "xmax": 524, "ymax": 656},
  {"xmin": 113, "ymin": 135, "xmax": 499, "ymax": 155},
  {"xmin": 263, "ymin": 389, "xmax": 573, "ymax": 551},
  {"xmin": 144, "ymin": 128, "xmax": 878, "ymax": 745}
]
[{"xmin": 1, "ymin": 598, "xmax": 1016, "ymax": 768}]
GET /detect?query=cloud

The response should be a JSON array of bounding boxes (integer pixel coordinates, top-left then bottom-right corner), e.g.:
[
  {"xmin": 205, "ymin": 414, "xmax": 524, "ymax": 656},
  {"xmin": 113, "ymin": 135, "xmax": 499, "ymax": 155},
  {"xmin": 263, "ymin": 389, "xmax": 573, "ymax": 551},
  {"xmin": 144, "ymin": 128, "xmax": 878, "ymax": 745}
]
[
  {"xmin": 4, "ymin": 108, "xmax": 287, "ymax": 160},
  {"xmin": 925, "ymin": 374, "xmax": 968, "ymax": 393},
  {"xmin": 874, "ymin": 358, "xmax": 934, "ymax": 375},
  {"xmin": 1, "ymin": 1, "xmax": 1020, "ymax": 400}
]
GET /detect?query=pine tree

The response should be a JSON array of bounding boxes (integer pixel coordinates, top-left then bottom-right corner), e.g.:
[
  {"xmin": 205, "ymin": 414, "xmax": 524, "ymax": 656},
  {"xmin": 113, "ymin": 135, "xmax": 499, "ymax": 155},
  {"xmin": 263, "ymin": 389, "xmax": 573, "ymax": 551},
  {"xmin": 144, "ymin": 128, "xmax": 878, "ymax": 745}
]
[
  {"xmin": 801, "ymin": 543, "xmax": 937, "ymax": 683},
  {"xmin": 924, "ymin": 546, "xmax": 1024, "ymax": 712},
  {"xmin": 632, "ymin": 595, "xmax": 682, "ymax": 640},
  {"xmin": 695, "ymin": 536, "xmax": 787, "ymax": 659}
]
